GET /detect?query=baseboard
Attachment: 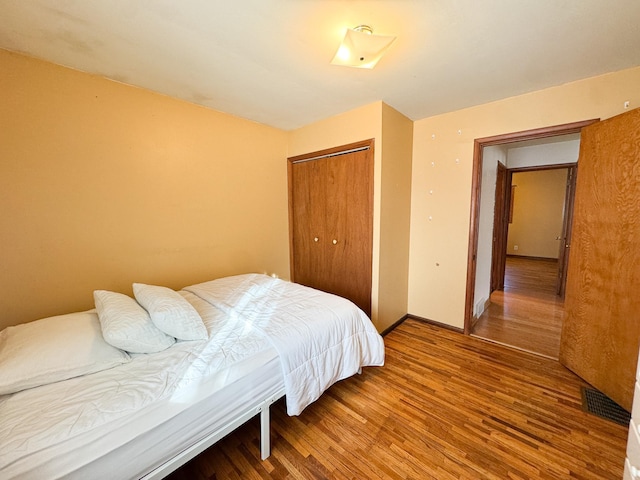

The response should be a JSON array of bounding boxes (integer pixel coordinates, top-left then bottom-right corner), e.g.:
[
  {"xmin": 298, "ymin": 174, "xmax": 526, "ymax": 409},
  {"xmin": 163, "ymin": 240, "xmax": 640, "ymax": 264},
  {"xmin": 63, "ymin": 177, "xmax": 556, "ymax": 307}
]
[
  {"xmin": 381, "ymin": 314, "xmax": 465, "ymax": 336},
  {"xmin": 380, "ymin": 313, "xmax": 464, "ymax": 337},
  {"xmin": 506, "ymin": 254, "xmax": 558, "ymax": 262},
  {"xmin": 405, "ymin": 314, "xmax": 465, "ymax": 334},
  {"xmin": 381, "ymin": 314, "xmax": 409, "ymax": 336}
]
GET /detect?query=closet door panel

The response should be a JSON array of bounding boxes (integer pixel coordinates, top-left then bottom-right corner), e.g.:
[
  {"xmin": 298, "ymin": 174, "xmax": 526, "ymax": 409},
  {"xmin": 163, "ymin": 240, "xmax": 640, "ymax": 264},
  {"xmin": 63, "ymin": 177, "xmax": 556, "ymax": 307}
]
[
  {"xmin": 323, "ymin": 154, "xmax": 348, "ymax": 299},
  {"xmin": 290, "ymin": 159, "xmax": 328, "ymax": 292},
  {"xmin": 324, "ymin": 149, "xmax": 373, "ymax": 315}
]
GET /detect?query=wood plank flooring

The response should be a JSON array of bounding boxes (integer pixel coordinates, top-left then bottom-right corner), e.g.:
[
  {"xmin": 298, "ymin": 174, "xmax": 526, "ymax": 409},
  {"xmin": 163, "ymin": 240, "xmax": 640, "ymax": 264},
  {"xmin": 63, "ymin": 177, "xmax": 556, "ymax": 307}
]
[
  {"xmin": 166, "ymin": 319, "xmax": 627, "ymax": 480},
  {"xmin": 472, "ymin": 256, "xmax": 564, "ymax": 359}
]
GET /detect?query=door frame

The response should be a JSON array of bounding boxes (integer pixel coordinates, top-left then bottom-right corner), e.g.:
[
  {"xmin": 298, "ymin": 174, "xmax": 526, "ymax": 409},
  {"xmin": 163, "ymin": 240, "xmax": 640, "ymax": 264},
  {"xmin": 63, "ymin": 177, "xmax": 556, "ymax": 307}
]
[
  {"xmin": 463, "ymin": 119, "xmax": 598, "ymax": 334},
  {"xmin": 490, "ymin": 163, "xmax": 576, "ymax": 295}
]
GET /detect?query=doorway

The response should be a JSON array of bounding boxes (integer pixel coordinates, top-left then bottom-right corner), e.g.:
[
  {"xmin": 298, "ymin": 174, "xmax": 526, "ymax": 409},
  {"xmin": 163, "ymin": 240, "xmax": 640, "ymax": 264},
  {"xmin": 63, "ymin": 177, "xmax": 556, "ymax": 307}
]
[{"xmin": 463, "ymin": 119, "xmax": 598, "ymax": 357}]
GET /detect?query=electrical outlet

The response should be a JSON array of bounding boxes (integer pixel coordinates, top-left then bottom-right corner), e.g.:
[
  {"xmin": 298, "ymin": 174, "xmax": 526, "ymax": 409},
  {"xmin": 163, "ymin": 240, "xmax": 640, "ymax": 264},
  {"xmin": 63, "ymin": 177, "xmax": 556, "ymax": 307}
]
[
  {"xmin": 624, "ymin": 101, "xmax": 630, "ymax": 109},
  {"xmin": 514, "ymin": 245, "xmax": 519, "ymax": 251}
]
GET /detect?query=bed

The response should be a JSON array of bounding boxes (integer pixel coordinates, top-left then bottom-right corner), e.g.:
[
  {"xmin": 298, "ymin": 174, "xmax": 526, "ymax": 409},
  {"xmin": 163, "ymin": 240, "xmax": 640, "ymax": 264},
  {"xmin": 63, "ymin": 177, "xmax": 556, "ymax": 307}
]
[{"xmin": 0, "ymin": 273, "xmax": 385, "ymax": 479}]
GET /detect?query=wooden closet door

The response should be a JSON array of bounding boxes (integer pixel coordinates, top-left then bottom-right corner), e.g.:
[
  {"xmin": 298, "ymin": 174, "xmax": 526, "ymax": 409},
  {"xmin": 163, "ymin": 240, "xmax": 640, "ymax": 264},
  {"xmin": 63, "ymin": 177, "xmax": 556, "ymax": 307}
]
[
  {"xmin": 288, "ymin": 140, "xmax": 374, "ymax": 316},
  {"xmin": 559, "ymin": 108, "xmax": 640, "ymax": 411},
  {"xmin": 323, "ymin": 148, "xmax": 373, "ymax": 315},
  {"xmin": 290, "ymin": 158, "xmax": 329, "ymax": 292}
]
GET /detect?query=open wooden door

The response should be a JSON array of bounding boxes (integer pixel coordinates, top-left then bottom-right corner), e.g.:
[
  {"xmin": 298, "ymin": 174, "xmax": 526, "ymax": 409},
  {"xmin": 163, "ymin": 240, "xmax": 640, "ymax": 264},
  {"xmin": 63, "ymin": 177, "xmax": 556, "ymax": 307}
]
[
  {"xmin": 490, "ymin": 161, "xmax": 508, "ymax": 292},
  {"xmin": 556, "ymin": 165, "xmax": 577, "ymax": 298},
  {"xmin": 559, "ymin": 108, "xmax": 640, "ymax": 411}
]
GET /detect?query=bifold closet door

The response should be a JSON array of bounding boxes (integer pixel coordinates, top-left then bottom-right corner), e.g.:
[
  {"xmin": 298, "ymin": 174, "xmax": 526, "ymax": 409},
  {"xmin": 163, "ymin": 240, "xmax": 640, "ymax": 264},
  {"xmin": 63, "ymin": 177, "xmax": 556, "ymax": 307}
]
[
  {"xmin": 290, "ymin": 158, "xmax": 331, "ymax": 294},
  {"xmin": 288, "ymin": 140, "xmax": 373, "ymax": 316},
  {"xmin": 322, "ymin": 147, "xmax": 373, "ymax": 315}
]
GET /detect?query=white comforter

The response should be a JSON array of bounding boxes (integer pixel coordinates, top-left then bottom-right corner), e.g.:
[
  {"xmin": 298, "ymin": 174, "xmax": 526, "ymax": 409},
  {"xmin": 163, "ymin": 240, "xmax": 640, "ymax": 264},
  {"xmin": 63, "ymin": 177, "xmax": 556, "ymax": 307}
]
[{"xmin": 185, "ymin": 274, "xmax": 385, "ymax": 415}]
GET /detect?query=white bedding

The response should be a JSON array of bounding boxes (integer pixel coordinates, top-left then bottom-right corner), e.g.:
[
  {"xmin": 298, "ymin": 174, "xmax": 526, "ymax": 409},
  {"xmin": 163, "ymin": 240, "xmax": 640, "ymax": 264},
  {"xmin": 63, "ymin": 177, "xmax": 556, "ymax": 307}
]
[
  {"xmin": 185, "ymin": 274, "xmax": 385, "ymax": 415},
  {"xmin": 0, "ymin": 275, "xmax": 385, "ymax": 479},
  {"xmin": 0, "ymin": 292, "xmax": 276, "ymax": 478}
]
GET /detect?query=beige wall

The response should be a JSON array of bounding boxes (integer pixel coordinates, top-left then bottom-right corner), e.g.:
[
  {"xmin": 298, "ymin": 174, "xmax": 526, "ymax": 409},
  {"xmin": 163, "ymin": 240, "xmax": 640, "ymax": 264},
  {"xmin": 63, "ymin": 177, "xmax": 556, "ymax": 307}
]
[
  {"xmin": 410, "ymin": 66, "xmax": 640, "ymax": 329},
  {"xmin": 378, "ymin": 103, "xmax": 413, "ymax": 330},
  {"xmin": 507, "ymin": 169, "xmax": 568, "ymax": 259},
  {"xmin": 0, "ymin": 49, "xmax": 290, "ymax": 329},
  {"xmin": 4, "ymin": 46, "xmax": 640, "ymax": 334}
]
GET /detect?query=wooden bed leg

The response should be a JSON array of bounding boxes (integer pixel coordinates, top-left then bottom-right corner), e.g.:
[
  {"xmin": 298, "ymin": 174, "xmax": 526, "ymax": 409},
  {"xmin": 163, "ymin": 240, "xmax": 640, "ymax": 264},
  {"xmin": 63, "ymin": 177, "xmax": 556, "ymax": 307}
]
[{"xmin": 260, "ymin": 405, "xmax": 270, "ymax": 460}]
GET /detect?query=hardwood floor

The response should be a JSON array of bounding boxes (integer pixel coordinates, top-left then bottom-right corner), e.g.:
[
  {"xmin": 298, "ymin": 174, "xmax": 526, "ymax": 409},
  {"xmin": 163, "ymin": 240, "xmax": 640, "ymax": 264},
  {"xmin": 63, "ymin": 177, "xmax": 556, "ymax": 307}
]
[
  {"xmin": 472, "ymin": 256, "xmax": 564, "ymax": 359},
  {"xmin": 166, "ymin": 319, "xmax": 627, "ymax": 480}
]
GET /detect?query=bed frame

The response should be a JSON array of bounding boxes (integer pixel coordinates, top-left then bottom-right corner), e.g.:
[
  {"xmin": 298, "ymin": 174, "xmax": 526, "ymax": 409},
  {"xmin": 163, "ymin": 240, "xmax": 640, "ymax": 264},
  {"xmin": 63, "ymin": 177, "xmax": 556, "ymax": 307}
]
[{"xmin": 142, "ymin": 388, "xmax": 286, "ymax": 479}]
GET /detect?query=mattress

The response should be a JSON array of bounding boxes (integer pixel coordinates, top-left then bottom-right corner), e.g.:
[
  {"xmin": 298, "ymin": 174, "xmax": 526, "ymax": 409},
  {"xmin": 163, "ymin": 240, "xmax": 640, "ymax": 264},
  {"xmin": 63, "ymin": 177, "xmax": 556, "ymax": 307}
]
[{"xmin": 0, "ymin": 292, "xmax": 282, "ymax": 479}]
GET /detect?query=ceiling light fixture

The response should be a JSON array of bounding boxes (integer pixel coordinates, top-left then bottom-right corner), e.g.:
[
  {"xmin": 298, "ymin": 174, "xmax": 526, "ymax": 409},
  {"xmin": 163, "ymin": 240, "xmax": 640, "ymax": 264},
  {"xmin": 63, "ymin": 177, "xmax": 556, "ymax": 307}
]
[{"xmin": 331, "ymin": 25, "xmax": 396, "ymax": 69}]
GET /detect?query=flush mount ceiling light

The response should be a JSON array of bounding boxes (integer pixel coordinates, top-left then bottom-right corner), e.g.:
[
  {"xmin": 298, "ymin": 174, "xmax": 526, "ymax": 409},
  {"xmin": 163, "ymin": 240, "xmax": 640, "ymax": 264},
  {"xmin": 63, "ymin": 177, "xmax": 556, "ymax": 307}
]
[{"xmin": 331, "ymin": 25, "xmax": 396, "ymax": 69}]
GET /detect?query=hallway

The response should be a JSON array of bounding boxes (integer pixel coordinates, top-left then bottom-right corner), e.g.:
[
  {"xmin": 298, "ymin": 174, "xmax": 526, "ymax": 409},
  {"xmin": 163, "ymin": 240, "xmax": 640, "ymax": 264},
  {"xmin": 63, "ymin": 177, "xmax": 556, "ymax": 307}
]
[{"xmin": 472, "ymin": 256, "xmax": 564, "ymax": 359}]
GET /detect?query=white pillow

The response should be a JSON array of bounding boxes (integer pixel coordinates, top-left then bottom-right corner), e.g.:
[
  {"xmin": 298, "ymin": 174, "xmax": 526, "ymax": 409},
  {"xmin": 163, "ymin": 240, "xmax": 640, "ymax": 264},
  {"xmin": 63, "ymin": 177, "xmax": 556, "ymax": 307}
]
[
  {"xmin": 94, "ymin": 290, "xmax": 175, "ymax": 353},
  {"xmin": 0, "ymin": 310, "xmax": 131, "ymax": 395},
  {"xmin": 133, "ymin": 283, "xmax": 207, "ymax": 341}
]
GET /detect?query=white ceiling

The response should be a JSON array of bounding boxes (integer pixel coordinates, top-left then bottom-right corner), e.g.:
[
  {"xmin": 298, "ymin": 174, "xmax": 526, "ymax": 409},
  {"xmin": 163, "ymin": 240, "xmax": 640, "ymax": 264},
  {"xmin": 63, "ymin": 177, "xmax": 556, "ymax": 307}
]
[{"xmin": 1, "ymin": 1, "xmax": 639, "ymax": 130}]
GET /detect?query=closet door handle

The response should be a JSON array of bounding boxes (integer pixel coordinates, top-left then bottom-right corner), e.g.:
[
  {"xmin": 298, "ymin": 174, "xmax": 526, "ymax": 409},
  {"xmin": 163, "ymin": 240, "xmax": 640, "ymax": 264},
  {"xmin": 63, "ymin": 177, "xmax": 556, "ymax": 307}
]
[
  {"xmin": 332, "ymin": 239, "xmax": 338, "ymax": 245},
  {"xmin": 314, "ymin": 237, "xmax": 319, "ymax": 242}
]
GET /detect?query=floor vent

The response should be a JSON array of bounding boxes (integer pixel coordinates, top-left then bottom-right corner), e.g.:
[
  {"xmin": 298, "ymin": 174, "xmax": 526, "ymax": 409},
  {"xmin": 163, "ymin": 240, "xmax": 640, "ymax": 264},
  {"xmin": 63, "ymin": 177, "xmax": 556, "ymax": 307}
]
[{"xmin": 581, "ymin": 387, "xmax": 631, "ymax": 426}]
